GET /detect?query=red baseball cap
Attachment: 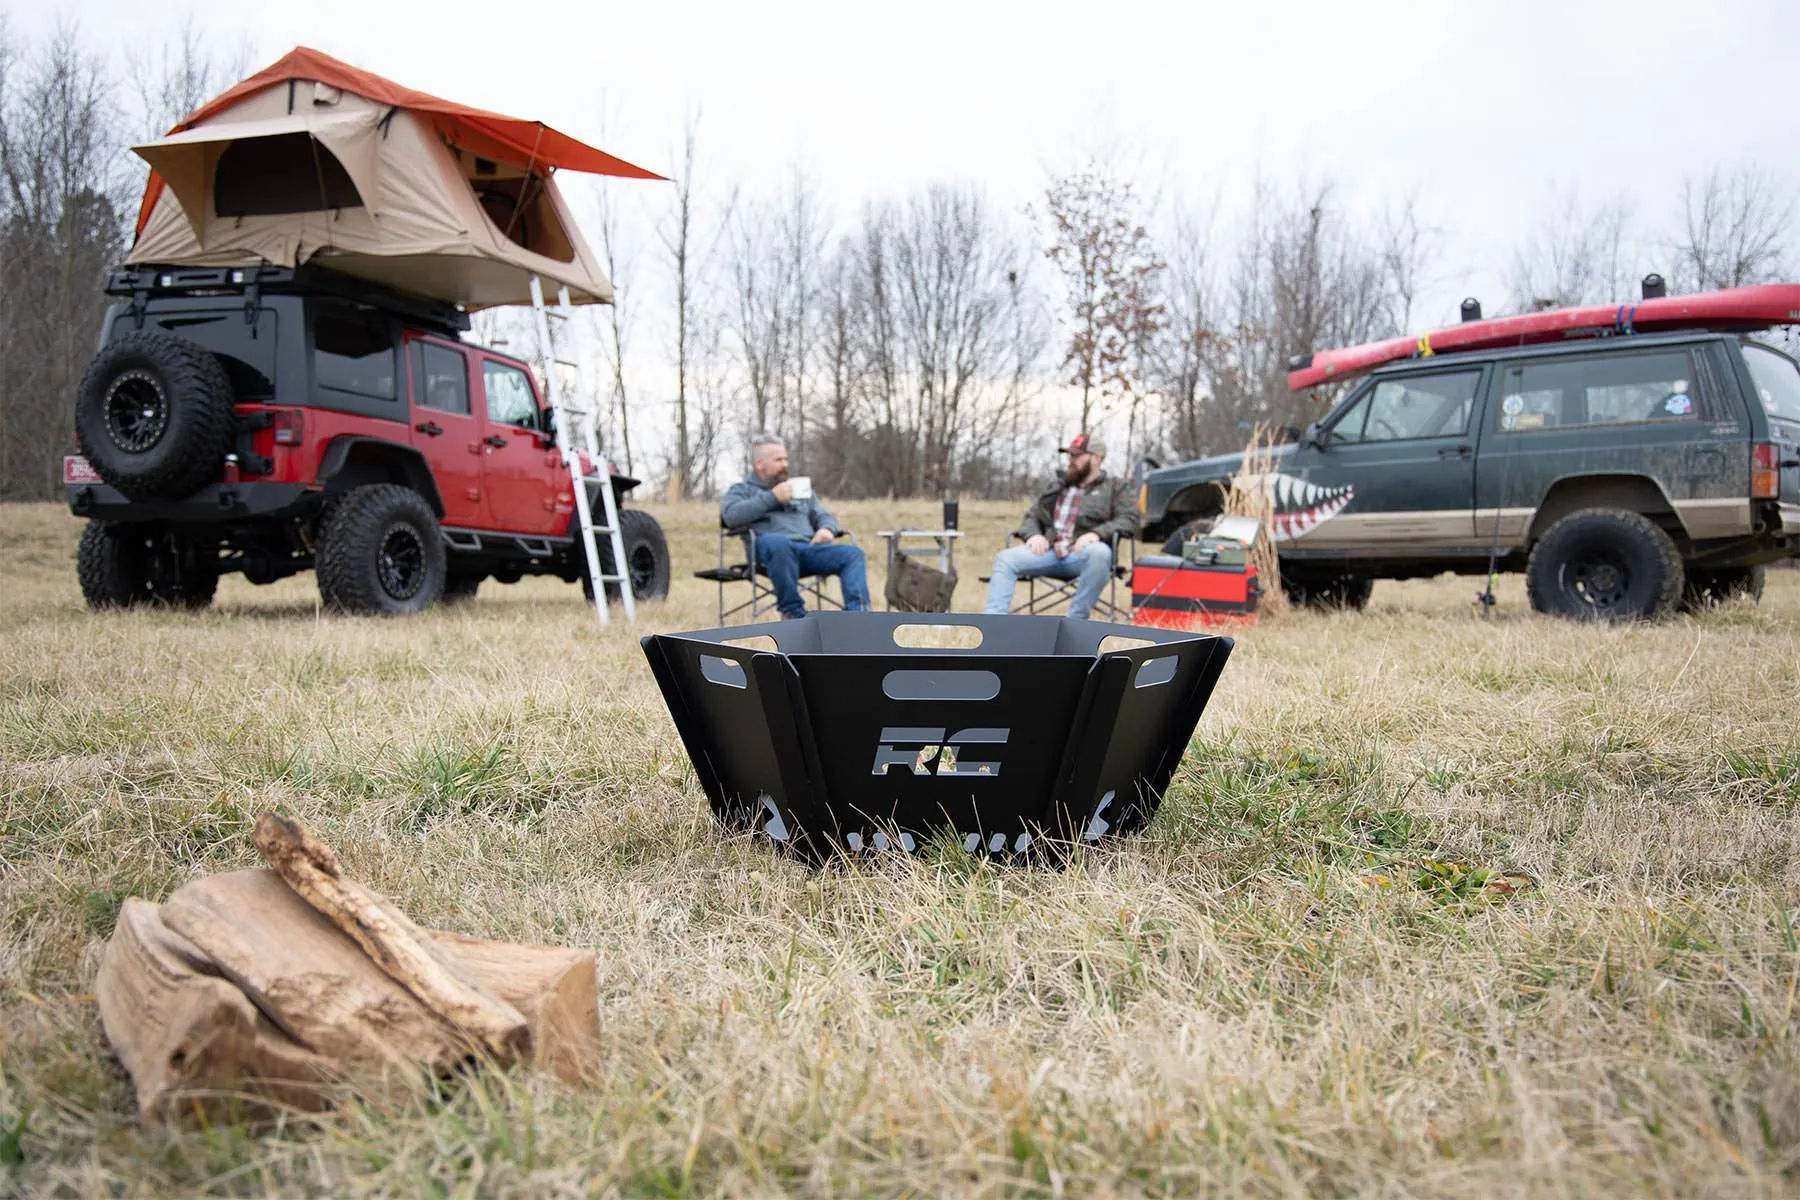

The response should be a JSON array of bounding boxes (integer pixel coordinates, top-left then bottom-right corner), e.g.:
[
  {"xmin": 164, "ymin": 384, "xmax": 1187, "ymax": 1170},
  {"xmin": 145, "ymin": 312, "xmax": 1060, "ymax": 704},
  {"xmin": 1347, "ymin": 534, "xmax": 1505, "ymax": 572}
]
[{"xmin": 1060, "ymin": 432, "xmax": 1107, "ymax": 457}]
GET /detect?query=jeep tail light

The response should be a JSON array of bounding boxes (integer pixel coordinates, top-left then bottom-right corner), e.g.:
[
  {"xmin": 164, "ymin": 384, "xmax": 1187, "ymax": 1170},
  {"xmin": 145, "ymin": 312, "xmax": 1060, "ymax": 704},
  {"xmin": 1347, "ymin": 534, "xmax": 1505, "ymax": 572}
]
[
  {"xmin": 1752, "ymin": 442, "xmax": 1780, "ymax": 499},
  {"xmin": 272, "ymin": 409, "xmax": 305, "ymax": 446}
]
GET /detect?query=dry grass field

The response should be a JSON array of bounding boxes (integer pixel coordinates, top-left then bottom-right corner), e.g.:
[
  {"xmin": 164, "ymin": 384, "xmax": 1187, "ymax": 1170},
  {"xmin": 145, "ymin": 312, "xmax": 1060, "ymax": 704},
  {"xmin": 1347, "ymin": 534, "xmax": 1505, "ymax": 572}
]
[{"xmin": 2, "ymin": 497, "xmax": 1799, "ymax": 1197}]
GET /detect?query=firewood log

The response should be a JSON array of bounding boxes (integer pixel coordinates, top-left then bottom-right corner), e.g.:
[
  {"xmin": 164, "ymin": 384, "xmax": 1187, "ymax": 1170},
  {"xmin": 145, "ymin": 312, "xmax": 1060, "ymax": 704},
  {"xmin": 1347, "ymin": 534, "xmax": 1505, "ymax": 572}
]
[
  {"xmin": 250, "ymin": 813, "xmax": 529, "ymax": 1061},
  {"xmin": 95, "ymin": 898, "xmax": 332, "ymax": 1119}
]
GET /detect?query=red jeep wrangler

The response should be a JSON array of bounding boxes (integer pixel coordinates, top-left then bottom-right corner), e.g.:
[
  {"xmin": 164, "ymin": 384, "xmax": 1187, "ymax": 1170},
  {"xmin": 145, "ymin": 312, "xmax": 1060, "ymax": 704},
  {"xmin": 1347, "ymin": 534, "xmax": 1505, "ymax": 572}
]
[{"xmin": 66, "ymin": 264, "xmax": 670, "ymax": 614}]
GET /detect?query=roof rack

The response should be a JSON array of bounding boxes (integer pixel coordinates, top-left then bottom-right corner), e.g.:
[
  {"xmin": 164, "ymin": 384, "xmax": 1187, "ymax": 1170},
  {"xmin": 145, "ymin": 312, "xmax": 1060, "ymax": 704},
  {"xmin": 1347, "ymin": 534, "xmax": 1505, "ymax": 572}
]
[{"xmin": 105, "ymin": 263, "xmax": 472, "ymax": 335}]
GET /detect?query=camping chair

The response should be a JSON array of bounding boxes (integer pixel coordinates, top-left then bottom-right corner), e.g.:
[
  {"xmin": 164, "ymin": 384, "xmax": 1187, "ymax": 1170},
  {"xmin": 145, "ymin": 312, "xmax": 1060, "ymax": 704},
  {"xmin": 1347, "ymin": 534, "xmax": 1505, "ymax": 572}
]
[
  {"xmin": 979, "ymin": 531, "xmax": 1137, "ymax": 622},
  {"xmin": 692, "ymin": 525, "xmax": 859, "ymax": 625}
]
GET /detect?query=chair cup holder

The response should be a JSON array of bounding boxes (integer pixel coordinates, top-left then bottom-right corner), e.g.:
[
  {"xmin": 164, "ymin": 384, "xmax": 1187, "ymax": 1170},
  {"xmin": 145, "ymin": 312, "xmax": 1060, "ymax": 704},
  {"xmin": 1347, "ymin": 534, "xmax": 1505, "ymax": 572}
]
[{"xmin": 641, "ymin": 612, "xmax": 1233, "ymax": 863}]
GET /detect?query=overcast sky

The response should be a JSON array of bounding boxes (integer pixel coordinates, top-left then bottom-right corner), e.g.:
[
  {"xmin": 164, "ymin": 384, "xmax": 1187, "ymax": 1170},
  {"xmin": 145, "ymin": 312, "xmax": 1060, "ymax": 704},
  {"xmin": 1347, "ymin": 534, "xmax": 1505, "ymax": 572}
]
[
  {"xmin": 27, "ymin": 0, "xmax": 1800, "ymax": 311},
  {"xmin": 20, "ymin": 0, "xmax": 1800, "ymax": 460}
]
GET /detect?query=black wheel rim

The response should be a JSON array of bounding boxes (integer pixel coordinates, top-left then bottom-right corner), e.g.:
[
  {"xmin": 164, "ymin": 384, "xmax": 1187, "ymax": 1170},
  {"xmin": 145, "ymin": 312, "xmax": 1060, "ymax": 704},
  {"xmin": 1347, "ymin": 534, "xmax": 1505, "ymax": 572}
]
[
  {"xmin": 377, "ymin": 524, "xmax": 427, "ymax": 601},
  {"xmin": 628, "ymin": 544, "xmax": 658, "ymax": 595},
  {"xmin": 105, "ymin": 371, "xmax": 169, "ymax": 453},
  {"xmin": 1565, "ymin": 546, "xmax": 1630, "ymax": 612}
]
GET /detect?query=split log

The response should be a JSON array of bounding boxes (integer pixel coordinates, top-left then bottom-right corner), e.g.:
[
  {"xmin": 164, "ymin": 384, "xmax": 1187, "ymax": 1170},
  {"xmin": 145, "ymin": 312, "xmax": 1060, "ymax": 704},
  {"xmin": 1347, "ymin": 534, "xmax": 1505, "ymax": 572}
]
[
  {"xmin": 95, "ymin": 899, "xmax": 332, "ymax": 1119},
  {"xmin": 154, "ymin": 869, "xmax": 599, "ymax": 1082},
  {"xmin": 160, "ymin": 870, "xmax": 476, "ymax": 1078},
  {"xmin": 431, "ymin": 932, "xmax": 599, "ymax": 1082},
  {"xmin": 251, "ymin": 813, "xmax": 529, "ymax": 1061}
]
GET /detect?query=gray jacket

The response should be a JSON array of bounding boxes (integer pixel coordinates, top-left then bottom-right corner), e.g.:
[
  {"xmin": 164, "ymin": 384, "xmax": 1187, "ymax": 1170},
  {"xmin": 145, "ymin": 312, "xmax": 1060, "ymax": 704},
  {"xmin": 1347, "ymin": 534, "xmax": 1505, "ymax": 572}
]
[{"xmin": 720, "ymin": 474, "xmax": 842, "ymax": 541}]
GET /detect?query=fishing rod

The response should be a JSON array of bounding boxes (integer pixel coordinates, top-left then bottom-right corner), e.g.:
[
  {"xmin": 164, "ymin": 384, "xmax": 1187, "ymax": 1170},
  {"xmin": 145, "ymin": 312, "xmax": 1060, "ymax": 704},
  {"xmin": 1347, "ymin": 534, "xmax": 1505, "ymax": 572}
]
[{"xmin": 1479, "ymin": 365, "xmax": 1522, "ymax": 617}]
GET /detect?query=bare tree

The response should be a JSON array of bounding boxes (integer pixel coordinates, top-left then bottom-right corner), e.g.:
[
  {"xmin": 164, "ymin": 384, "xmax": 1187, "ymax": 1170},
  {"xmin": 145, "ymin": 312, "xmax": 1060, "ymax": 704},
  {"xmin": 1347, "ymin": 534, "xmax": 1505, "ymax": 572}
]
[
  {"xmin": 1152, "ymin": 180, "xmax": 1411, "ymax": 457},
  {"xmin": 846, "ymin": 203, "xmax": 905, "ymax": 493},
  {"xmin": 683, "ymin": 297, "xmax": 731, "ymax": 497},
  {"xmin": 815, "ymin": 238, "xmax": 859, "ymax": 495},
  {"xmin": 1153, "ymin": 203, "xmax": 1217, "ymax": 461},
  {"xmin": 777, "ymin": 170, "xmax": 826, "ymax": 467},
  {"xmin": 1042, "ymin": 165, "xmax": 1165, "ymax": 432},
  {"xmin": 1674, "ymin": 167, "xmax": 1792, "ymax": 293},
  {"xmin": 123, "ymin": 18, "xmax": 252, "ymax": 139},
  {"xmin": 658, "ymin": 112, "xmax": 701, "ymax": 498},
  {"xmin": 1505, "ymin": 189, "xmax": 1634, "ymax": 311},
  {"xmin": 893, "ymin": 185, "xmax": 1032, "ymax": 493},
  {"xmin": 594, "ymin": 177, "xmax": 636, "ymax": 474},
  {"xmin": 993, "ymin": 263, "xmax": 1050, "ymax": 494},
  {"xmin": 0, "ymin": 21, "xmax": 125, "ymax": 501},
  {"xmin": 1377, "ymin": 197, "xmax": 1435, "ymax": 332},
  {"xmin": 729, "ymin": 196, "xmax": 787, "ymax": 438}
]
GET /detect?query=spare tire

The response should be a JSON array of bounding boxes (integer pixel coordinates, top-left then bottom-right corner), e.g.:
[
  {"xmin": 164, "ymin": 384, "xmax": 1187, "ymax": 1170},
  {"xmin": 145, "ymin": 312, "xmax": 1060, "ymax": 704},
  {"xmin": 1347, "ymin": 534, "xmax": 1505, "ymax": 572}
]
[{"xmin": 75, "ymin": 331, "xmax": 235, "ymax": 500}]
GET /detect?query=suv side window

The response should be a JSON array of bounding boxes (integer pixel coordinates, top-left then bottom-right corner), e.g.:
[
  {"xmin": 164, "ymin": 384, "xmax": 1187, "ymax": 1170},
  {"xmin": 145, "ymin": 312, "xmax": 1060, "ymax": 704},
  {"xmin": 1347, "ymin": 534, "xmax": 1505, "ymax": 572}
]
[
  {"xmin": 314, "ymin": 303, "xmax": 396, "ymax": 400},
  {"xmin": 410, "ymin": 342, "xmax": 470, "ymax": 415},
  {"xmin": 1498, "ymin": 349, "xmax": 1701, "ymax": 432},
  {"xmin": 1329, "ymin": 370, "xmax": 1479, "ymax": 443},
  {"xmin": 482, "ymin": 360, "xmax": 540, "ymax": 429},
  {"xmin": 1741, "ymin": 342, "xmax": 1800, "ymax": 422}
]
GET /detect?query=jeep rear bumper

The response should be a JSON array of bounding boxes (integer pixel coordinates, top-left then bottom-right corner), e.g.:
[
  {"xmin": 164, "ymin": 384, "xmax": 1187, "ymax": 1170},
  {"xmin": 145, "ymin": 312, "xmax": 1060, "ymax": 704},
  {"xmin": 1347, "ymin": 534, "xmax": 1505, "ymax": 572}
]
[{"xmin": 68, "ymin": 481, "xmax": 319, "ymax": 524}]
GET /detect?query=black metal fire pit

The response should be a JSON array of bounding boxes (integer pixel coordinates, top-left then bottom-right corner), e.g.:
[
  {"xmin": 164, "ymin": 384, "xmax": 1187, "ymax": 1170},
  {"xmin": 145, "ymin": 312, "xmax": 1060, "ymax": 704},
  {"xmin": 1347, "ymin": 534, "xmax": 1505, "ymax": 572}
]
[{"xmin": 641, "ymin": 612, "xmax": 1233, "ymax": 862}]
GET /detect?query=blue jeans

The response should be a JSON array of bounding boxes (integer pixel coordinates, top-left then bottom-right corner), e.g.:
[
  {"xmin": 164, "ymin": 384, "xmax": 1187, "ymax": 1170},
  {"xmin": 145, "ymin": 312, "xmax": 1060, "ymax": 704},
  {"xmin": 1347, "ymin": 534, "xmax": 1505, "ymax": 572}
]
[
  {"xmin": 983, "ymin": 542, "xmax": 1113, "ymax": 619},
  {"xmin": 755, "ymin": 536, "xmax": 870, "ymax": 619}
]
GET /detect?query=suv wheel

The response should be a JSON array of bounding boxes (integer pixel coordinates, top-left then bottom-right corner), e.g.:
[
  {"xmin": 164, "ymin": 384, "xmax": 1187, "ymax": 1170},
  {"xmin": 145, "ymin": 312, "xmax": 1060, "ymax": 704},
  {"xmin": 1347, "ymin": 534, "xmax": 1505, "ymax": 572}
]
[
  {"xmin": 316, "ymin": 485, "xmax": 446, "ymax": 615},
  {"xmin": 582, "ymin": 508, "xmax": 671, "ymax": 602},
  {"xmin": 78, "ymin": 522, "xmax": 219, "ymax": 611},
  {"xmin": 1680, "ymin": 565, "xmax": 1765, "ymax": 610},
  {"xmin": 1525, "ymin": 508, "xmax": 1683, "ymax": 621},
  {"xmin": 75, "ymin": 332, "xmax": 236, "ymax": 500},
  {"xmin": 1281, "ymin": 567, "xmax": 1374, "ymax": 611}
]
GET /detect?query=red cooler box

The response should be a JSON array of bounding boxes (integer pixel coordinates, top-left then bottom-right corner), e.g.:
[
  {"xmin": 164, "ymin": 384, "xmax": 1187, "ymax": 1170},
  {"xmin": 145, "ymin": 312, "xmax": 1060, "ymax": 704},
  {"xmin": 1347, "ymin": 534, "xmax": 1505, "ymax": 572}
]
[{"xmin": 1130, "ymin": 554, "xmax": 1259, "ymax": 628}]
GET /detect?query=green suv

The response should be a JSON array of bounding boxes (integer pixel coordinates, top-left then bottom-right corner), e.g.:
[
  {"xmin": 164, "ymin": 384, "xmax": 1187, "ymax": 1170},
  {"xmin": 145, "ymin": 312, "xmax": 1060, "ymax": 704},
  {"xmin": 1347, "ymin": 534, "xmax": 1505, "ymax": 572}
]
[{"xmin": 1140, "ymin": 332, "xmax": 1800, "ymax": 618}]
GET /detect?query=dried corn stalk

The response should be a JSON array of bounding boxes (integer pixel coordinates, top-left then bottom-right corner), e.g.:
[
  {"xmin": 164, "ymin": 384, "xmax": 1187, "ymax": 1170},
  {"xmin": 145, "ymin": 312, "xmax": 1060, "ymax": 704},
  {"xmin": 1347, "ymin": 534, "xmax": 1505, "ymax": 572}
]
[{"xmin": 1224, "ymin": 426, "xmax": 1286, "ymax": 614}]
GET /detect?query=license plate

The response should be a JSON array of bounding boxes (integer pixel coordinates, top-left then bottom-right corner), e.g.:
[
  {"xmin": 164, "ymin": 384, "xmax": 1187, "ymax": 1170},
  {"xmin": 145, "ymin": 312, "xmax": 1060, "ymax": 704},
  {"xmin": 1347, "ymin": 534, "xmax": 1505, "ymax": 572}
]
[{"xmin": 63, "ymin": 455, "xmax": 102, "ymax": 485}]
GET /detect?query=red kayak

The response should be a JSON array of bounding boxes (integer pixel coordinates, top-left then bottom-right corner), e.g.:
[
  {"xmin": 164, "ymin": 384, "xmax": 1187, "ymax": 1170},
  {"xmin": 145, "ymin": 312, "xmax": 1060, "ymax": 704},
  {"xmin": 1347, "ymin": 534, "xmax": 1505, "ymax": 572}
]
[{"xmin": 1287, "ymin": 283, "xmax": 1800, "ymax": 392}]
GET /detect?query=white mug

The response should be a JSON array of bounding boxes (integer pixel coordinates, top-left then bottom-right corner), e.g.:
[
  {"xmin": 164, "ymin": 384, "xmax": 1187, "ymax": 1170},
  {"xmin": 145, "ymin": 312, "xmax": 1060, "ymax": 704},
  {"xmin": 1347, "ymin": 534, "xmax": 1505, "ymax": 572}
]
[{"xmin": 788, "ymin": 476, "xmax": 813, "ymax": 500}]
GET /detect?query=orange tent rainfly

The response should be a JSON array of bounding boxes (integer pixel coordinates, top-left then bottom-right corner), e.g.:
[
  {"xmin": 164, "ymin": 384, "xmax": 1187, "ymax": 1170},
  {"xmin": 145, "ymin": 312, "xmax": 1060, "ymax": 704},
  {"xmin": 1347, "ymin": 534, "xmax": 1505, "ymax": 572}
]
[{"xmin": 128, "ymin": 46, "xmax": 663, "ymax": 309}]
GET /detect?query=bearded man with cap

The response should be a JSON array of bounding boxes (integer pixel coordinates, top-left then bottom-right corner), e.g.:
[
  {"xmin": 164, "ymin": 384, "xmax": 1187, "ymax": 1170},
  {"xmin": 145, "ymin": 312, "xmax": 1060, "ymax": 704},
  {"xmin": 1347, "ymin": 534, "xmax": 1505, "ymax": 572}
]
[{"xmin": 983, "ymin": 432, "xmax": 1139, "ymax": 620}]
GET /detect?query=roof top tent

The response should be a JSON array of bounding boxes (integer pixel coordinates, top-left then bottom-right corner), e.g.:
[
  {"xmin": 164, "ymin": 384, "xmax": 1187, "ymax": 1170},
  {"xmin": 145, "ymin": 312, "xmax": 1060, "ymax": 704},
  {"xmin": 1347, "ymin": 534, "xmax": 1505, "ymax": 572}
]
[{"xmin": 127, "ymin": 46, "xmax": 663, "ymax": 310}]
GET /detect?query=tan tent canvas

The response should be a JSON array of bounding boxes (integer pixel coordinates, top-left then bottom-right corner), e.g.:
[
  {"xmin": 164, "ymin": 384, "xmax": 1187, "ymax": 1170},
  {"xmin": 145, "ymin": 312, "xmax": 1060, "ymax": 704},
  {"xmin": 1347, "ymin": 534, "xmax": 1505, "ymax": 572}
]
[{"xmin": 127, "ymin": 48, "xmax": 662, "ymax": 309}]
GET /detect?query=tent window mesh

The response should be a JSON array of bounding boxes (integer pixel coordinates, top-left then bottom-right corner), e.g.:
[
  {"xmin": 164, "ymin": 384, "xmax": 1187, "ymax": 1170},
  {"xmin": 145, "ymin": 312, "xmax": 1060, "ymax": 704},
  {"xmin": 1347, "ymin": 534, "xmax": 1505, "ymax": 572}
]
[{"xmin": 215, "ymin": 133, "xmax": 364, "ymax": 217}]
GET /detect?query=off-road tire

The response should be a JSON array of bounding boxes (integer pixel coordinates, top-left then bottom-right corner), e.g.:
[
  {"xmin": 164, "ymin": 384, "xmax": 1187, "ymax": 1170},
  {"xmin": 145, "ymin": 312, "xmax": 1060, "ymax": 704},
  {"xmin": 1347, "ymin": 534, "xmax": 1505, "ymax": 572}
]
[
  {"xmin": 442, "ymin": 571, "xmax": 483, "ymax": 604},
  {"xmin": 78, "ymin": 521, "xmax": 148, "ymax": 609},
  {"xmin": 1525, "ymin": 508, "xmax": 1683, "ymax": 621},
  {"xmin": 1281, "ymin": 567, "xmax": 1374, "ymax": 611},
  {"xmin": 1680, "ymin": 565, "xmax": 1765, "ymax": 611},
  {"xmin": 315, "ymin": 484, "xmax": 446, "ymax": 615},
  {"xmin": 582, "ymin": 507, "xmax": 671, "ymax": 603},
  {"xmin": 75, "ymin": 332, "xmax": 235, "ymax": 500},
  {"xmin": 78, "ymin": 522, "xmax": 219, "ymax": 611}
]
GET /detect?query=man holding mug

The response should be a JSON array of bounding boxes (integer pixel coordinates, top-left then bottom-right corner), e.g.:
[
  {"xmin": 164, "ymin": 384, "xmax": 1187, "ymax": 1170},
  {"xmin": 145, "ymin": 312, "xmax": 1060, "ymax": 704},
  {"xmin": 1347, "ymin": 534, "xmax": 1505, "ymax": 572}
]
[
  {"xmin": 983, "ymin": 432, "xmax": 1138, "ymax": 620},
  {"xmin": 720, "ymin": 434, "xmax": 870, "ymax": 619}
]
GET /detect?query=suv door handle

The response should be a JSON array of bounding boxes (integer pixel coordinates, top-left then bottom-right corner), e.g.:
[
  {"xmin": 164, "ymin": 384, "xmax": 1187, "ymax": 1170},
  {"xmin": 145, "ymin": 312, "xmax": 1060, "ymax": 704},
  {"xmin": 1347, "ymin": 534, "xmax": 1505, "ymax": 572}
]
[
  {"xmin": 1437, "ymin": 444, "xmax": 1472, "ymax": 459},
  {"xmin": 414, "ymin": 421, "xmax": 444, "ymax": 436},
  {"xmin": 484, "ymin": 434, "xmax": 509, "ymax": 448}
]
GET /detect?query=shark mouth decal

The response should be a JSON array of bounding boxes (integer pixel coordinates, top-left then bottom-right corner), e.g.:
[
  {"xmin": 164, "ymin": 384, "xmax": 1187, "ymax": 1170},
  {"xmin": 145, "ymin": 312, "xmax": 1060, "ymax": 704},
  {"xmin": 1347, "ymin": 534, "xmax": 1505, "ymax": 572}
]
[{"xmin": 1246, "ymin": 473, "xmax": 1355, "ymax": 542}]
